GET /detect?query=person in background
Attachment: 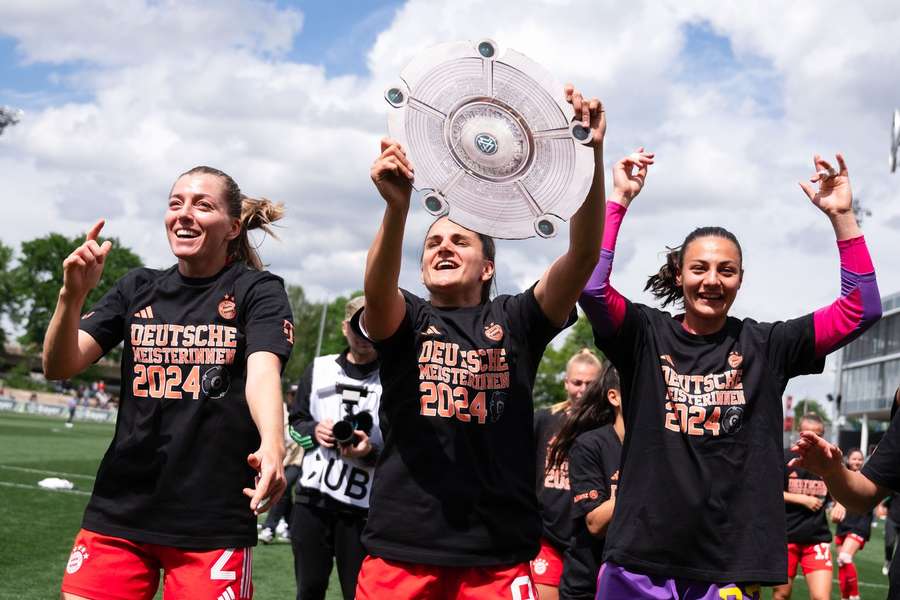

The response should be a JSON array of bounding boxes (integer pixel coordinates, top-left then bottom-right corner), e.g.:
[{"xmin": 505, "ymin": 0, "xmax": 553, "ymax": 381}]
[
  {"xmin": 776, "ymin": 413, "xmax": 834, "ymax": 600},
  {"xmin": 830, "ymin": 448, "xmax": 871, "ymax": 600},
  {"xmin": 288, "ymin": 296, "xmax": 381, "ymax": 600},
  {"xmin": 531, "ymin": 348, "xmax": 601, "ymax": 600}
]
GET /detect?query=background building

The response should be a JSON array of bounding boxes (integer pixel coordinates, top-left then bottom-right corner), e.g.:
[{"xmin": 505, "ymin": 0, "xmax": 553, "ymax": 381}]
[{"xmin": 834, "ymin": 290, "xmax": 900, "ymax": 454}]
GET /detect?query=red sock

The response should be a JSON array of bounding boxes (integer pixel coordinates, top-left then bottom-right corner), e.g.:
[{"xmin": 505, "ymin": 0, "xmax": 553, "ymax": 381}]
[{"xmin": 839, "ymin": 561, "xmax": 859, "ymax": 598}]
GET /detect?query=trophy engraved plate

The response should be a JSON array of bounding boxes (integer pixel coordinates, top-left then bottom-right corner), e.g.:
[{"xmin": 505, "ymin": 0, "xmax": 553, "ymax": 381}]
[{"xmin": 386, "ymin": 39, "xmax": 595, "ymax": 239}]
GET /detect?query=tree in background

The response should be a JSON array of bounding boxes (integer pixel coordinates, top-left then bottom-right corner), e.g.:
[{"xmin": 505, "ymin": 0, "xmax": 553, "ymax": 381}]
[
  {"xmin": 533, "ymin": 312, "xmax": 603, "ymax": 408},
  {"xmin": 0, "ymin": 242, "xmax": 14, "ymax": 347},
  {"xmin": 8, "ymin": 233, "xmax": 142, "ymax": 349},
  {"xmin": 282, "ymin": 285, "xmax": 363, "ymax": 387},
  {"xmin": 794, "ymin": 398, "xmax": 832, "ymax": 428}
]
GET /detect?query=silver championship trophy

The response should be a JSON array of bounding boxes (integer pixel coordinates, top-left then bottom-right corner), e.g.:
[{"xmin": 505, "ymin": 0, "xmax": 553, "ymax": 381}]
[
  {"xmin": 891, "ymin": 109, "xmax": 899, "ymax": 174},
  {"xmin": 385, "ymin": 39, "xmax": 595, "ymax": 239}
]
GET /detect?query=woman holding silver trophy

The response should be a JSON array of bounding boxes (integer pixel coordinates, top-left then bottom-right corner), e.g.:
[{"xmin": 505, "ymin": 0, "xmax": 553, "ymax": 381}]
[{"xmin": 350, "ymin": 83, "xmax": 626, "ymax": 599}]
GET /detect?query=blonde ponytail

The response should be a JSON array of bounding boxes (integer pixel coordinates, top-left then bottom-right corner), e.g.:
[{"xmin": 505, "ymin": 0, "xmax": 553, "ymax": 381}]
[{"xmin": 232, "ymin": 196, "xmax": 285, "ymax": 270}]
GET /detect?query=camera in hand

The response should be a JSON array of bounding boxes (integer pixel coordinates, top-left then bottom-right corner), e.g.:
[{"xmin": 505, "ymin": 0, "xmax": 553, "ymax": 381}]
[{"xmin": 333, "ymin": 382, "xmax": 375, "ymax": 447}]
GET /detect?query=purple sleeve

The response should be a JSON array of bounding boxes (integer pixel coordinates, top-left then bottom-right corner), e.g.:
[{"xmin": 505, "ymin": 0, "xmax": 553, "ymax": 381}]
[
  {"xmin": 578, "ymin": 201, "xmax": 629, "ymax": 338},
  {"xmin": 812, "ymin": 236, "xmax": 881, "ymax": 357}
]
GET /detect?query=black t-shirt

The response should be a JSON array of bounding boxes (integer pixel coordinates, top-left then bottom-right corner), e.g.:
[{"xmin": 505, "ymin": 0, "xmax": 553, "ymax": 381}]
[
  {"xmin": 79, "ymin": 263, "xmax": 294, "ymax": 548},
  {"xmin": 534, "ymin": 407, "xmax": 572, "ymax": 551},
  {"xmin": 352, "ymin": 286, "xmax": 572, "ymax": 566},
  {"xmin": 595, "ymin": 301, "xmax": 824, "ymax": 584},
  {"xmin": 888, "ymin": 493, "xmax": 900, "ymax": 524},
  {"xmin": 784, "ymin": 449, "xmax": 831, "ymax": 544},
  {"xmin": 560, "ymin": 424, "xmax": 622, "ymax": 600},
  {"xmin": 835, "ymin": 509, "xmax": 873, "ymax": 541},
  {"xmin": 862, "ymin": 410, "xmax": 900, "ymax": 598}
]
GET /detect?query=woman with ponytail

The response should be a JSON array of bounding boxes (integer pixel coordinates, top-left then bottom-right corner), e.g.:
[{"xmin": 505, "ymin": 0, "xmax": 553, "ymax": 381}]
[
  {"xmin": 545, "ymin": 362, "xmax": 623, "ymax": 600},
  {"xmin": 578, "ymin": 151, "xmax": 881, "ymax": 598},
  {"xmin": 46, "ymin": 166, "xmax": 294, "ymax": 599}
]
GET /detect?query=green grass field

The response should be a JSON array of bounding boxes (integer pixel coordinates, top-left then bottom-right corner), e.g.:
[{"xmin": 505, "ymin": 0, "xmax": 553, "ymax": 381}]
[{"xmin": 0, "ymin": 411, "xmax": 893, "ymax": 599}]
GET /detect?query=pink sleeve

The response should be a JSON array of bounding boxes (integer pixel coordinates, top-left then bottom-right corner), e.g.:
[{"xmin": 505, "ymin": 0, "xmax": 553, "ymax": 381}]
[
  {"xmin": 578, "ymin": 201, "xmax": 628, "ymax": 338},
  {"xmin": 812, "ymin": 236, "xmax": 881, "ymax": 357}
]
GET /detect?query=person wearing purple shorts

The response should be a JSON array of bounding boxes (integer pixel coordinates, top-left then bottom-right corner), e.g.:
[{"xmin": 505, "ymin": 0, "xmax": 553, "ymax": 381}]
[{"xmin": 579, "ymin": 151, "xmax": 880, "ymax": 598}]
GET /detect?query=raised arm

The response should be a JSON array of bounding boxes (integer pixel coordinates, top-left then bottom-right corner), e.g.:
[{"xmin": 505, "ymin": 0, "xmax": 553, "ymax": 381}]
[
  {"xmin": 799, "ymin": 154, "xmax": 881, "ymax": 357},
  {"xmin": 42, "ymin": 219, "xmax": 111, "ymax": 380},
  {"xmin": 362, "ymin": 138, "xmax": 415, "ymax": 341},
  {"xmin": 578, "ymin": 149, "xmax": 653, "ymax": 338},
  {"xmin": 533, "ymin": 85, "xmax": 609, "ymax": 326}
]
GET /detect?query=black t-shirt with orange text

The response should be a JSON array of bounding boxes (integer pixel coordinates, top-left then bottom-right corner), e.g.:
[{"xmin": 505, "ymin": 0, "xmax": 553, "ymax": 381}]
[
  {"xmin": 561, "ymin": 424, "xmax": 622, "ymax": 600},
  {"xmin": 595, "ymin": 302, "xmax": 824, "ymax": 585},
  {"xmin": 353, "ymin": 287, "xmax": 573, "ymax": 566},
  {"xmin": 78, "ymin": 263, "xmax": 294, "ymax": 549},
  {"xmin": 534, "ymin": 408, "xmax": 573, "ymax": 551},
  {"xmin": 783, "ymin": 449, "xmax": 831, "ymax": 544}
]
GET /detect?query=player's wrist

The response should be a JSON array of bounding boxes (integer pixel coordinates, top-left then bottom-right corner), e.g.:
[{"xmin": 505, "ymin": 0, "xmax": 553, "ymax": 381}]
[{"xmin": 59, "ymin": 286, "xmax": 89, "ymax": 307}]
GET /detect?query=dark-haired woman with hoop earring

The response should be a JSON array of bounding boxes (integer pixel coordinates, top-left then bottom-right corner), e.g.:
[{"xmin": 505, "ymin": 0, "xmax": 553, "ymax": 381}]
[
  {"xmin": 545, "ymin": 363, "xmax": 624, "ymax": 600},
  {"xmin": 579, "ymin": 151, "xmax": 881, "ymax": 597}
]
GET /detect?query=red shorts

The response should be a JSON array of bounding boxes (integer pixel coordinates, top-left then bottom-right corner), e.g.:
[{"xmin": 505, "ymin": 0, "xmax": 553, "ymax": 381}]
[
  {"xmin": 835, "ymin": 533, "xmax": 867, "ymax": 550},
  {"xmin": 355, "ymin": 555, "xmax": 538, "ymax": 599},
  {"xmin": 786, "ymin": 541, "xmax": 833, "ymax": 578},
  {"xmin": 60, "ymin": 529, "xmax": 253, "ymax": 600},
  {"xmin": 529, "ymin": 537, "xmax": 563, "ymax": 586}
]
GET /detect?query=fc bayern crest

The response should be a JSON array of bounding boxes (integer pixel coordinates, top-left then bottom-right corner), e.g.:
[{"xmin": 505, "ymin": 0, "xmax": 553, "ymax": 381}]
[{"xmin": 385, "ymin": 39, "xmax": 596, "ymax": 239}]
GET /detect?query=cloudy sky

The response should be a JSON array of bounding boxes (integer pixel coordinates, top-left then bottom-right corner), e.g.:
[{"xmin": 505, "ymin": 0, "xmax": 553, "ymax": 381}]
[{"xmin": 2, "ymin": 0, "xmax": 899, "ymax": 403}]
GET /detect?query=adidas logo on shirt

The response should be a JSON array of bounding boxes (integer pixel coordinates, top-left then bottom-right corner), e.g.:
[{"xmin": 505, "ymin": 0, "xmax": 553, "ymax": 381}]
[
  {"xmin": 422, "ymin": 325, "xmax": 442, "ymax": 336},
  {"xmin": 133, "ymin": 306, "xmax": 155, "ymax": 319}
]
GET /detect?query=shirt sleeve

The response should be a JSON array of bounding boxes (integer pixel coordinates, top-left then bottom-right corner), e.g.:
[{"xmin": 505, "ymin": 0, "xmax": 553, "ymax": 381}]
[
  {"xmin": 502, "ymin": 285, "xmax": 576, "ymax": 364},
  {"xmin": 78, "ymin": 274, "xmax": 131, "ymax": 355},
  {"xmin": 351, "ymin": 289, "xmax": 426, "ymax": 349},
  {"xmin": 765, "ymin": 314, "xmax": 826, "ymax": 380},
  {"xmin": 569, "ymin": 434, "xmax": 609, "ymax": 519},
  {"xmin": 288, "ymin": 363, "xmax": 316, "ymax": 451},
  {"xmin": 242, "ymin": 274, "xmax": 294, "ymax": 367},
  {"xmin": 862, "ymin": 410, "xmax": 900, "ymax": 493},
  {"xmin": 579, "ymin": 201, "xmax": 630, "ymax": 338}
]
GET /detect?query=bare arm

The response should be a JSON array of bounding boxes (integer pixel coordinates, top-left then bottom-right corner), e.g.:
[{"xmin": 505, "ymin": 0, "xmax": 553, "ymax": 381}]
[
  {"xmin": 242, "ymin": 351, "xmax": 287, "ymax": 514},
  {"xmin": 43, "ymin": 219, "xmax": 111, "ymax": 380},
  {"xmin": 362, "ymin": 139, "xmax": 415, "ymax": 341},
  {"xmin": 533, "ymin": 85, "xmax": 607, "ymax": 327},
  {"xmin": 790, "ymin": 431, "xmax": 886, "ymax": 513},
  {"xmin": 784, "ymin": 491, "xmax": 822, "ymax": 511},
  {"xmin": 585, "ymin": 497, "xmax": 615, "ymax": 537}
]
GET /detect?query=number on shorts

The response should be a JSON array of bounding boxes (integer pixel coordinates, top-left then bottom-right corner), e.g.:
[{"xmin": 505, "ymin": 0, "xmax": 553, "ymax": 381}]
[
  {"xmin": 814, "ymin": 542, "xmax": 830, "ymax": 561},
  {"xmin": 211, "ymin": 549, "xmax": 237, "ymax": 581},
  {"xmin": 510, "ymin": 575, "xmax": 535, "ymax": 600},
  {"xmin": 719, "ymin": 587, "xmax": 743, "ymax": 600}
]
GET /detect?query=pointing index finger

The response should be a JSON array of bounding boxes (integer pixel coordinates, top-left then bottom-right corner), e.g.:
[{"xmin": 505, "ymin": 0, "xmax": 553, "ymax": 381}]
[{"xmin": 86, "ymin": 219, "xmax": 105, "ymax": 242}]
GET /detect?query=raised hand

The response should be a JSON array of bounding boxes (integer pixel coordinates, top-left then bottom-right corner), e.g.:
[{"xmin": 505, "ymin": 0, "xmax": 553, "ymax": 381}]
[
  {"xmin": 798, "ymin": 154, "xmax": 852, "ymax": 218},
  {"xmin": 371, "ymin": 138, "xmax": 414, "ymax": 210},
  {"xmin": 564, "ymin": 84, "xmax": 606, "ymax": 148},
  {"xmin": 611, "ymin": 147, "xmax": 654, "ymax": 207},
  {"xmin": 789, "ymin": 431, "xmax": 845, "ymax": 478},
  {"xmin": 62, "ymin": 219, "xmax": 113, "ymax": 300}
]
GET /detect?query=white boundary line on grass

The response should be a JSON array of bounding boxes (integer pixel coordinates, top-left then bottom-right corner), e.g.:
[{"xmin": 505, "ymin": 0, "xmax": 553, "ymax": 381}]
[
  {"xmin": 0, "ymin": 464, "xmax": 95, "ymax": 480},
  {"xmin": 0, "ymin": 480, "xmax": 90, "ymax": 496}
]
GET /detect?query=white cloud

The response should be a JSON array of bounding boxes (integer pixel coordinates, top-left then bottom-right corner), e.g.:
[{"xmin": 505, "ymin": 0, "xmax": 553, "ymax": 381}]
[{"xmin": 1, "ymin": 0, "xmax": 899, "ymax": 405}]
